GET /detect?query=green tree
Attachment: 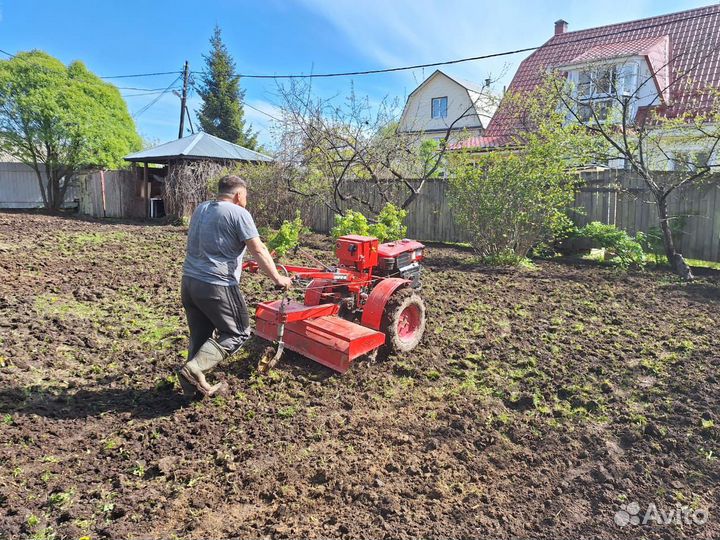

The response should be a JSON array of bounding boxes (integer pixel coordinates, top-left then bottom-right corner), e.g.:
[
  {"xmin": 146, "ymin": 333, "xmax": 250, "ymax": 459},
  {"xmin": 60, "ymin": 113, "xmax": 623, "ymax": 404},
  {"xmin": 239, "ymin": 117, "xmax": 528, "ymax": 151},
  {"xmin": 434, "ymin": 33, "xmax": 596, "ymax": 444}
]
[
  {"xmin": 196, "ymin": 25, "xmax": 257, "ymax": 149},
  {"xmin": 555, "ymin": 60, "xmax": 720, "ymax": 279},
  {"xmin": 448, "ymin": 77, "xmax": 605, "ymax": 261},
  {"xmin": 0, "ymin": 50, "xmax": 141, "ymax": 210}
]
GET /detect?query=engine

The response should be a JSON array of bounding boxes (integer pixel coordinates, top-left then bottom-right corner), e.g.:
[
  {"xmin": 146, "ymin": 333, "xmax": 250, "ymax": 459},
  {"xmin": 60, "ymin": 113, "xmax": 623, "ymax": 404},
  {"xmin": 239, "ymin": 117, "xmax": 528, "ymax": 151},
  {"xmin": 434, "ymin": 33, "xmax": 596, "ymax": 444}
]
[{"xmin": 375, "ymin": 239, "xmax": 425, "ymax": 288}]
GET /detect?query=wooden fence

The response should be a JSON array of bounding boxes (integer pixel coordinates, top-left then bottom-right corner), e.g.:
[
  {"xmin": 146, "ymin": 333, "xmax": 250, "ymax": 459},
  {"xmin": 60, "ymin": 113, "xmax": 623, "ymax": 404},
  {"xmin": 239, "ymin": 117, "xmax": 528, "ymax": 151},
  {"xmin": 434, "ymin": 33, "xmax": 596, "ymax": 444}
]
[
  {"xmin": 303, "ymin": 179, "xmax": 470, "ymax": 244},
  {"xmin": 303, "ymin": 172, "xmax": 720, "ymax": 262},
  {"xmin": 77, "ymin": 170, "xmax": 146, "ymax": 219},
  {"xmin": 572, "ymin": 170, "xmax": 720, "ymax": 262}
]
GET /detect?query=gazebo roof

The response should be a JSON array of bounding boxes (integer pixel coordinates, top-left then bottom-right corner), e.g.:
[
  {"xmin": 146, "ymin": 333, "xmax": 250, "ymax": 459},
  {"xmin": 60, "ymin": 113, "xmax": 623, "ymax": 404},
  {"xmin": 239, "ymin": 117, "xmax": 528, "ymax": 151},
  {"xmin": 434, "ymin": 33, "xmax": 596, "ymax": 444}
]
[{"xmin": 124, "ymin": 132, "xmax": 272, "ymax": 164}]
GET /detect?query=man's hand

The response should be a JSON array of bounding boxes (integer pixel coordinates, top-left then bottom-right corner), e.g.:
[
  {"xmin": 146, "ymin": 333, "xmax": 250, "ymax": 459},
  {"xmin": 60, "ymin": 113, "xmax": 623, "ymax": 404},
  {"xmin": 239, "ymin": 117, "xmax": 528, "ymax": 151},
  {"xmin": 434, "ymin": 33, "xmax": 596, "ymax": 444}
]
[{"xmin": 274, "ymin": 275, "xmax": 293, "ymax": 290}]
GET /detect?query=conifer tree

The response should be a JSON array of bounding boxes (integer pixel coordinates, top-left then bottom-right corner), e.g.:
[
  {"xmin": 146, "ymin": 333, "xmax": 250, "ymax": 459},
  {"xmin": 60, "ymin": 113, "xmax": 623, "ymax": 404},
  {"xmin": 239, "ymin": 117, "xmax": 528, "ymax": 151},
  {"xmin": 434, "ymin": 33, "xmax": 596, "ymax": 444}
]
[{"xmin": 196, "ymin": 25, "xmax": 257, "ymax": 149}]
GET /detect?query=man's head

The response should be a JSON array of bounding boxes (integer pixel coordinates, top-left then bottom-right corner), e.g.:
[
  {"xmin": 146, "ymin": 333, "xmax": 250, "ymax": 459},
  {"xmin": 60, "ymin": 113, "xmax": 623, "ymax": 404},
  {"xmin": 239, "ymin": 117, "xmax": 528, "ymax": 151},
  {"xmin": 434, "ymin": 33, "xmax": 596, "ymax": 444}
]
[{"xmin": 217, "ymin": 175, "xmax": 248, "ymax": 207}]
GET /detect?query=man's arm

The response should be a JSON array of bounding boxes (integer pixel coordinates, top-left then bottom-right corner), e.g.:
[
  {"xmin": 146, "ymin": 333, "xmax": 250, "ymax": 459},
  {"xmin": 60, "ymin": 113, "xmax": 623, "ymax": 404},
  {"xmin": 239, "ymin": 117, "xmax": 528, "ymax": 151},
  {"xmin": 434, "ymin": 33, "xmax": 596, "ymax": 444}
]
[{"xmin": 245, "ymin": 237, "xmax": 293, "ymax": 289}]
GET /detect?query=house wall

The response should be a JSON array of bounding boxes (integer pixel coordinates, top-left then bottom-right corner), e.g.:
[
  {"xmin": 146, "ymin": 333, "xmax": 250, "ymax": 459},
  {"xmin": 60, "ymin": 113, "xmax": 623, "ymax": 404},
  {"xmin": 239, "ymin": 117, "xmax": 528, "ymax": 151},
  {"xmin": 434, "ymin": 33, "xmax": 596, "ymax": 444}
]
[
  {"xmin": 565, "ymin": 57, "xmax": 719, "ymax": 170},
  {"xmin": 0, "ymin": 162, "xmax": 79, "ymax": 209},
  {"xmin": 605, "ymin": 126, "xmax": 719, "ymax": 171},
  {"xmin": 399, "ymin": 74, "xmax": 483, "ymax": 136}
]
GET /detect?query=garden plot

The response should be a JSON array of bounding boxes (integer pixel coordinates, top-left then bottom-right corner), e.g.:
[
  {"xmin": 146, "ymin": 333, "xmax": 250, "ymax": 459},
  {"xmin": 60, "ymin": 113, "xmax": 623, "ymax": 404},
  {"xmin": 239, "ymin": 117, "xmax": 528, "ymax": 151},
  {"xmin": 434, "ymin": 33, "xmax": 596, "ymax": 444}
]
[{"xmin": 0, "ymin": 212, "xmax": 718, "ymax": 539}]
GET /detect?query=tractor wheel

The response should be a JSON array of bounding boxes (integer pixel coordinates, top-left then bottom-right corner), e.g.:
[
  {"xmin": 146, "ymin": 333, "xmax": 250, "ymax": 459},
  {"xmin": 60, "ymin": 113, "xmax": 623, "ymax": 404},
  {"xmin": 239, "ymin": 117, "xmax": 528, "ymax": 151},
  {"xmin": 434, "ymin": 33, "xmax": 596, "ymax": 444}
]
[{"xmin": 381, "ymin": 287, "xmax": 426, "ymax": 353}]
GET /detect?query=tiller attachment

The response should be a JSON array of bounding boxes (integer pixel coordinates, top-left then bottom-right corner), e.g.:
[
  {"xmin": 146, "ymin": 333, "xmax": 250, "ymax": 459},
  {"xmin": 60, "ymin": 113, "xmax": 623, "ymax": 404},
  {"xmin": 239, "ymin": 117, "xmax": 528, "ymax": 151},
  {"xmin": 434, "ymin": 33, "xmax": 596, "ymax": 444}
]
[
  {"xmin": 255, "ymin": 299, "xmax": 385, "ymax": 373},
  {"xmin": 257, "ymin": 295, "xmax": 288, "ymax": 374}
]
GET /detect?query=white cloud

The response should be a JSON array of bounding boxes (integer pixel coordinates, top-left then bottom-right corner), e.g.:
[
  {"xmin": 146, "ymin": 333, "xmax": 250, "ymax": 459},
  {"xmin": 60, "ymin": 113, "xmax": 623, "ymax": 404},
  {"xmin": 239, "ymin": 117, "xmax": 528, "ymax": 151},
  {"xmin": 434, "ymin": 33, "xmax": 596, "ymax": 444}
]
[{"xmin": 296, "ymin": 0, "xmax": 703, "ymax": 96}]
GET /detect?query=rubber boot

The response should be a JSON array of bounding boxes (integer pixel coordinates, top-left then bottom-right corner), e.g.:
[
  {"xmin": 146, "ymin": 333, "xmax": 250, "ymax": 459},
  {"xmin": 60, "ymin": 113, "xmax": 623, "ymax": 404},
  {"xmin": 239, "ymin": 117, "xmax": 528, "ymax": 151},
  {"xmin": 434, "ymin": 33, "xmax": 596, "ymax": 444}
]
[{"xmin": 179, "ymin": 339, "xmax": 229, "ymax": 398}]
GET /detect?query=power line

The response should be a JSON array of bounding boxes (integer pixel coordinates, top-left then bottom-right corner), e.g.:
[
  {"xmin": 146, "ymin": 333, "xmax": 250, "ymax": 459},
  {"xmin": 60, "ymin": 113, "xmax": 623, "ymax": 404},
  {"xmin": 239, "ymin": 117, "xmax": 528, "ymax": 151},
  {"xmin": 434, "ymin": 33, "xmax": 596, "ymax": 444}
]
[
  {"xmin": 189, "ymin": 76, "xmax": 281, "ymax": 122},
  {"xmin": 123, "ymin": 90, "xmax": 178, "ymax": 97},
  {"xmin": 242, "ymin": 99, "xmax": 282, "ymax": 122},
  {"xmin": 117, "ymin": 85, "xmax": 177, "ymax": 91},
  {"xmin": 132, "ymin": 75, "xmax": 182, "ymax": 118},
  {"xmin": 101, "ymin": 70, "xmax": 181, "ymax": 79},
  {"xmin": 0, "ymin": 48, "xmax": 15, "ymax": 58},
  {"xmin": 189, "ymin": 8, "xmax": 719, "ymax": 80}
]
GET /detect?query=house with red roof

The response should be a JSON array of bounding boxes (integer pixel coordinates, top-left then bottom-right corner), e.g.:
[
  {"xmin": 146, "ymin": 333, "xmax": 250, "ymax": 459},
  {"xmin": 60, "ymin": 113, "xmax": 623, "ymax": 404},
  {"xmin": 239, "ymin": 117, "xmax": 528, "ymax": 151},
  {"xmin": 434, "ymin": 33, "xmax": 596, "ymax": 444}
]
[{"xmin": 454, "ymin": 4, "xmax": 720, "ymax": 170}]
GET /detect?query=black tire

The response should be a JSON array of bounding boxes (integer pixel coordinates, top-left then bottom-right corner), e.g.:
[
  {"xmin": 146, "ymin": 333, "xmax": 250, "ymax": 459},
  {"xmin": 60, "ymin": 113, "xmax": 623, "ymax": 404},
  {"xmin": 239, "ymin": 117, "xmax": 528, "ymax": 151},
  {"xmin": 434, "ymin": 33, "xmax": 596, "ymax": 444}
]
[{"xmin": 381, "ymin": 287, "xmax": 426, "ymax": 353}]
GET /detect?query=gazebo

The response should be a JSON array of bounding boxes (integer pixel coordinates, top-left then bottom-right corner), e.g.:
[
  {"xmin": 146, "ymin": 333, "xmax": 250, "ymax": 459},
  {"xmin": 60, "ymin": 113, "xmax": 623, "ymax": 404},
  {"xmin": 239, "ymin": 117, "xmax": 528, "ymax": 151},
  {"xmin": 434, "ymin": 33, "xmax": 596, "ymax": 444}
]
[{"xmin": 124, "ymin": 132, "xmax": 272, "ymax": 218}]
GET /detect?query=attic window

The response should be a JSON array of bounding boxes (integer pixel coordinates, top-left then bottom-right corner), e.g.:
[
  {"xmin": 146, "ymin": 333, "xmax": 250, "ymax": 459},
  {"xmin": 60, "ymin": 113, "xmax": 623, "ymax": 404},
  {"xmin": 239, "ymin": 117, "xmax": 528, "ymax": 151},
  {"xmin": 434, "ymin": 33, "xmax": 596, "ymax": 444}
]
[
  {"xmin": 431, "ymin": 97, "xmax": 448, "ymax": 119},
  {"xmin": 575, "ymin": 63, "xmax": 638, "ymax": 100}
]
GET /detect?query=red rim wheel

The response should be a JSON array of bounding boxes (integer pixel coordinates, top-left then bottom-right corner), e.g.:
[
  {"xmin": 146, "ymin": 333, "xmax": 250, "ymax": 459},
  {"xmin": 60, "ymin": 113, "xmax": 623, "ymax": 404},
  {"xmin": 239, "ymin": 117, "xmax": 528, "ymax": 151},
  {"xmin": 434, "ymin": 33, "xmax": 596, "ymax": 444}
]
[
  {"xmin": 381, "ymin": 288, "xmax": 426, "ymax": 353},
  {"xmin": 397, "ymin": 303, "xmax": 422, "ymax": 341}
]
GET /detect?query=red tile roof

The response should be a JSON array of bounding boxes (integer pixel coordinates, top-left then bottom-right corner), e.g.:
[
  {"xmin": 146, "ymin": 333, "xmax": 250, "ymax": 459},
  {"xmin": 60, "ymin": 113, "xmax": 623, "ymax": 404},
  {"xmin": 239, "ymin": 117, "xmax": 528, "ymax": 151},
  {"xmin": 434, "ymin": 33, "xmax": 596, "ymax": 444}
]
[
  {"xmin": 453, "ymin": 135, "xmax": 513, "ymax": 149},
  {"xmin": 455, "ymin": 4, "xmax": 720, "ymax": 149},
  {"xmin": 568, "ymin": 35, "xmax": 667, "ymax": 64}
]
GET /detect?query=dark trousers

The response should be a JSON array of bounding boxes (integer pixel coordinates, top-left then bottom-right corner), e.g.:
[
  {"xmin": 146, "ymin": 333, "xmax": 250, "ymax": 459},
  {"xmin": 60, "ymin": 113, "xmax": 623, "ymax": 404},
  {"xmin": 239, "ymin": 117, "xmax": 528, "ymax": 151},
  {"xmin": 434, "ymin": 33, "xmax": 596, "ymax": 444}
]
[{"xmin": 181, "ymin": 275, "xmax": 252, "ymax": 359}]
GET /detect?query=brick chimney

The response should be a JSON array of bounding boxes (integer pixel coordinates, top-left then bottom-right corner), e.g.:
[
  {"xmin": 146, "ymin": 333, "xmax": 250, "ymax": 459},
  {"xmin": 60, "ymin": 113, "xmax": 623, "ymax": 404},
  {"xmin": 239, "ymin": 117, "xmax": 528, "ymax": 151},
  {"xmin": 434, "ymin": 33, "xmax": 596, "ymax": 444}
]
[{"xmin": 555, "ymin": 19, "xmax": 568, "ymax": 35}]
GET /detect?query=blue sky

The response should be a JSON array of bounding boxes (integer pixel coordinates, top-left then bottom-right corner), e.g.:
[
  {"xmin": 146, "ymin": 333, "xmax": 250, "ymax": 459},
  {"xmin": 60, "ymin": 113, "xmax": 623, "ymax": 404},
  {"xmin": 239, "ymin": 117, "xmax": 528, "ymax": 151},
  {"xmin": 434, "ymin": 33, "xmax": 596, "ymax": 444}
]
[{"xmin": 0, "ymin": 0, "xmax": 713, "ymax": 150}]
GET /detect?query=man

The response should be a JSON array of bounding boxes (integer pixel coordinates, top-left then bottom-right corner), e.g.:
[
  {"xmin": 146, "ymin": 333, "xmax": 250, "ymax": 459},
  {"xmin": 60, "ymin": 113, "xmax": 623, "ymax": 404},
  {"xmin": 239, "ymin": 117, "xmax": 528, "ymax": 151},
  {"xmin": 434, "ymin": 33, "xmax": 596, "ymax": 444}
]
[{"xmin": 178, "ymin": 175, "xmax": 293, "ymax": 397}]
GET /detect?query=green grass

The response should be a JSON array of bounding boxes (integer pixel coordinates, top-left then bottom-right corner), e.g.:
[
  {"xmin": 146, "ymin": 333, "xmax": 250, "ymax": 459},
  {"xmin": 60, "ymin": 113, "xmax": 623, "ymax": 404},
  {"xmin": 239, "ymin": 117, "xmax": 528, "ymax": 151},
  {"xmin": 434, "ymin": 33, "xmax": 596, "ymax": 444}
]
[
  {"xmin": 48, "ymin": 490, "xmax": 72, "ymax": 509},
  {"xmin": 645, "ymin": 254, "xmax": 720, "ymax": 270},
  {"xmin": 57, "ymin": 231, "xmax": 130, "ymax": 250},
  {"xmin": 33, "ymin": 292, "xmax": 183, "ymax": 349},
  {"xmin": 277, "ymin": 405, "xmax": 297, "ymax": 418},
  {"xmin": 685, "ymin": 258, "xmax": 720, "ymax": 270},
  {"xmin": 34, "ymin": 295, "xmax": 107, "ymax": 320}
]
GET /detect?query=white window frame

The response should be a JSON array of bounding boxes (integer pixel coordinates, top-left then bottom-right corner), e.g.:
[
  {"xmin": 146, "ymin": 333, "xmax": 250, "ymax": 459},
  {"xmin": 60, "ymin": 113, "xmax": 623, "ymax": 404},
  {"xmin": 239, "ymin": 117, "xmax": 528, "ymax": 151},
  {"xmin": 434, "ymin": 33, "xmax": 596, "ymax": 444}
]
[
  {"xmin": 569, "ymin": 62, "xmax": 639, "ymax": 124},
  {"xmin": 431, "ymin": 96, "xmax": 448, "ymax": 119},
  {"xmin": 574, "ymin": 62, "xmax": 638, "ymax": 101}
]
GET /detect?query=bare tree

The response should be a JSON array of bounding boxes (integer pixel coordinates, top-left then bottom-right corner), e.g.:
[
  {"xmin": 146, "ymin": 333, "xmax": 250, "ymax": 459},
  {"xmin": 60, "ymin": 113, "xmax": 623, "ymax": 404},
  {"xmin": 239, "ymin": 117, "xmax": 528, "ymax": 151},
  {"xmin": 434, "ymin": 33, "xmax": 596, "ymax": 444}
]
[
  {"xmin": 553, "ymin": 39, "xmax": 720, "ymax": 279},
  {"xmin": 273, "ymin": 79, "xmax": 495, "ymax": 218}
]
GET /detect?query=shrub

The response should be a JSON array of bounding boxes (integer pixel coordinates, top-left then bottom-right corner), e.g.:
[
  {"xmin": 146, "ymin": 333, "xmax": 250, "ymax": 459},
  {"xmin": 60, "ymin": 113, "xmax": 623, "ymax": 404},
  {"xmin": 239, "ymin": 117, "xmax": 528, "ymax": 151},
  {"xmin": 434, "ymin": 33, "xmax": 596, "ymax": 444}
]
[
  {"xmin": 331, "ymin": 204, "xmax": 408, "ymax": 242},
  {"xmin": 448, "ymin": 150, "xmax": 577, "ymax": 260},
  {"xmin": 165, "ymin": 160, "xmax": 225, "ymax": 219},
  {"xmin": 482, "ymin": 249, "xmax": 536, "ymax": 268},
  {"xmin": 446, "ymin": 75, "xmax": 605, "ymax": 263},
  {"xmin": 331, "ymin": 210, "xmax": 369, "ymax": 238},
  {"xmin": 166, "ymin": 161, "xmax": 304, "ymax": 226},
  {"xmin": 368, "ymin": 203, "xmax": 407, "ymax": 242},
  {"xmin": 573, "ymin": 222, "xmax": 645, "ymax": 269},
  {"xmin": 266, "ymin": 212, "xmax": 308, "ymax": 258},
  {"xmin": 236, "ymin": 163, "xmax": 306, "ymax": 229}
]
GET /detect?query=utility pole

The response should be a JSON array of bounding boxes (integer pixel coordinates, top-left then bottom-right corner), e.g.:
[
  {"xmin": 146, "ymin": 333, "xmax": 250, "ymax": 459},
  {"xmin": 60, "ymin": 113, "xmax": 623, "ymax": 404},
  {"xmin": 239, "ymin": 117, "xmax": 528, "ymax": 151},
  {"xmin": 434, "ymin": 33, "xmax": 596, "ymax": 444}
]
[{"xmin": 178, "ymin": 60, "xmax": 189, "ymax": 139}]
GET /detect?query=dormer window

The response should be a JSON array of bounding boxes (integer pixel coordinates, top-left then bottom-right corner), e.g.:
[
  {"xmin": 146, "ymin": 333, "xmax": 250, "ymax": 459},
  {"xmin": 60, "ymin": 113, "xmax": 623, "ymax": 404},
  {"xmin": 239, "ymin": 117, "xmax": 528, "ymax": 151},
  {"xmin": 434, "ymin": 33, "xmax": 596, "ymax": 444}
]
[
  {"xmin": 565, "ymin": 62, "xmax": 642, "ymax": 123},
  {"xmin": 431, "ymin": 97, "xmax": 448, "ymax": 119},
  {"xmin": 575, "ymin": 63, "xmax": 638, "ymax": 100}
]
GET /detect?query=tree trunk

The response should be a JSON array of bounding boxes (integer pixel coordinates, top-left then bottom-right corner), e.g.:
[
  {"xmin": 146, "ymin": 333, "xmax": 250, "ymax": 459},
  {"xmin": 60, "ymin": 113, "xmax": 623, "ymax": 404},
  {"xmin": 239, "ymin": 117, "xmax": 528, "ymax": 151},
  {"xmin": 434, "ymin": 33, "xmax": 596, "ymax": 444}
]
[
  {"xmin": 49, "ymin": 171, "xmax": 65, "ymax": 212},
  {"xmin": 33, "ymin": 168, "xmax": 49, "ymax": 210},
  {"xmin": 657, "ymin": 195, "xmax": 693, "ymax": 280}
]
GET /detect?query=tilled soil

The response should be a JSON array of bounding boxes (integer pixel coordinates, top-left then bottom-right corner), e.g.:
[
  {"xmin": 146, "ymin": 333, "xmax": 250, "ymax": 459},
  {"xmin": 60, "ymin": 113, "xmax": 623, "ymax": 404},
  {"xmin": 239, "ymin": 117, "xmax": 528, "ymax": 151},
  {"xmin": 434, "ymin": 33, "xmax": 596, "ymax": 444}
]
[{"xmin": 0, "ymin": 211, "xmax": 718, "ymax": 540}]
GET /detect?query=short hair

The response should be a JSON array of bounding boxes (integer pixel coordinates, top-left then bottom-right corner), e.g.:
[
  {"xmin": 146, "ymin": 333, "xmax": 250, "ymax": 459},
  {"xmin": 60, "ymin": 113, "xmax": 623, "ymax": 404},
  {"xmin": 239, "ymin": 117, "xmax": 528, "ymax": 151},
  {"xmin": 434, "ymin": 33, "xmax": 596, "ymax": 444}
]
[{"xmin": 218, "ymin": 175, "xmax": 247, "ymax": 195}]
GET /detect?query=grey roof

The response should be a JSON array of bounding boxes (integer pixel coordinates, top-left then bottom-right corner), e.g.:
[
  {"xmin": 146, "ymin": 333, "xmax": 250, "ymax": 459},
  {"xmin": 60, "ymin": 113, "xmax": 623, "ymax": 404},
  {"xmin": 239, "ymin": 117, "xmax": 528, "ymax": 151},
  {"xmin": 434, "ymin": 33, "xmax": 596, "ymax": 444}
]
[{"xmin": 124, "ymin": 132, "xmax": 273, "ymax": 164}]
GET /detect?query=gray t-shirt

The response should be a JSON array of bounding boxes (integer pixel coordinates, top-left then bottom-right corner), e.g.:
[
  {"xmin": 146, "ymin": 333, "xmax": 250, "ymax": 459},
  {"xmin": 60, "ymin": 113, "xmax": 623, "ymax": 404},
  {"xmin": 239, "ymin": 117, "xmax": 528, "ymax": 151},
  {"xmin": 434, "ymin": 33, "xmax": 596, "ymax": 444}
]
[{"xmin": 183, "ymin": 200, "xmax": 259, "ymax": 286}]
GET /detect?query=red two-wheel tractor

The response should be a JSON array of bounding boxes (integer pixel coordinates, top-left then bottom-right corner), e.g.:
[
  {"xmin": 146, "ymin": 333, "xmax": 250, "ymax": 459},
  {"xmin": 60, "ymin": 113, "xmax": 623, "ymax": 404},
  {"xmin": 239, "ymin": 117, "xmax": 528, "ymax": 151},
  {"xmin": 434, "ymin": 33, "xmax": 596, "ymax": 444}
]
[{"xmin": 244, "ymin": 235, "xmax": 427, "ymax": 373}]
